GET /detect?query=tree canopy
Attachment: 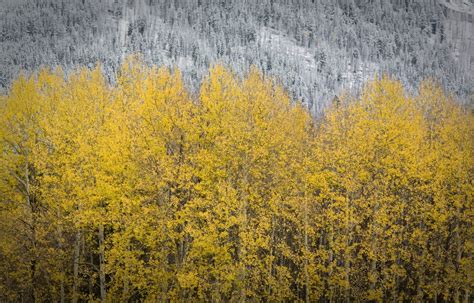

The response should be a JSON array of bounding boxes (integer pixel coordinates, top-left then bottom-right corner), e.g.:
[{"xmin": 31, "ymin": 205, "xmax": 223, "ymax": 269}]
[{"xmin": 0, "ymin": 59, "xmax": 473, "ymax": 302}]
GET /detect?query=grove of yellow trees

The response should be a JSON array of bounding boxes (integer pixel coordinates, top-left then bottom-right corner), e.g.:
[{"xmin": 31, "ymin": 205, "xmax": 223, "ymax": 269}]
[{"xmin": 0, "ymin": 57, "xmax": 473, "ymax": 302}]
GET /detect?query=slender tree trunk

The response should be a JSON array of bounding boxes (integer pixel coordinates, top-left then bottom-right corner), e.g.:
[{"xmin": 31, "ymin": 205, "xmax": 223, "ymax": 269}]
[
  {"xmin": 123, "ymin": 275, "xmax": 129, "ymax": 300},
  {"xmin": 57, "ymin": 213, "xmax": 65, "ymax": 303},
  {"xmin": 369, "ymin": 199, "xmax": 379, "ymax": 296},
  {"xmin": 304, "ymin": 198, "xmax": 310, "ymax": 303},
  {"xmin": 30, "ymin": 257, "xmax": 37, "ymax": 303},
  {"xmin": 25, "ymin": 160, "xmax": 37, "ymax": 303},
  {"xmin": 60, "ymin": 279, "xmax": 65, "ymax": 303},
  {"xmin": 239, "ymin": 159, "xmax": 249, "ymax": 303},
  {"xmin": 370, "ymin": 251, "xmax": 377, "ymax": 292},
  {"xmin": 89, "ymin": 251, "xmax": 94, "ymax": 296},
  {"xmin": 416, "ymin": 278, "xmax": 422, "ymax": 302},
  {"xmin": 454, "ymin": 223, "xmax": 462, "ymax": 303},
  {"xmin": 268, "ymin": 214, "xmax": 275, "ymax": 298},
  {"xmin": 328, "ymin": 226, "xmax": 334, "ymax": 302},
  {"xmin": 98, "ymin": 225, "xmax": 107, "ymax": 303},
  {"xmin": 345, "ymin": 243, "xmax": 351, "ymax": 302},
  {"xmin": 345, "ymin": 194, "xmax": 352, "ymax": 303},
  {"xmin": 72, "ymin": 231, "xmax": 81, "ymax": 303},
  {"xmin": 463, "ymin": 290, "xmax": 470, "ymax": 303},
  {"xmin": 239, "ymin": 198, "xmax": 248, "ymax": 303}
]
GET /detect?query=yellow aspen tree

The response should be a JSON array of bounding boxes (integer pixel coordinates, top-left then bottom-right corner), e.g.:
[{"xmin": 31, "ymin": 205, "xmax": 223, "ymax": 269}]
[
  {"xmin": 102, "ymin": 56, "xmax": 198, "ymax": 301},
  {"xmin": 0, "ymin": 69, "xmax": 75, "ymax": 301},
  {"xmin": 0, "ymin": 73, "xmax": 52, "ymax": 302},
  {"xmin": 414, "ymin": 81, "xmax": 474, "ymax": 302},
  {"xmin": 312, "ymin": 77, "xmax": 428, "ymax": 301},
  {"xmin": 137, "ymin": 64, "xmax": 198, "ymax": 301},
  {"xmin": 237, "ymin": 69, "xmax": 310, "ymax": 302},
  {"xmin": 1, "ymin": 61, "xmax": 472, "ymax": 302},
  {"xmin": 94, "ymin": 57, "xmax": 150, "ymax": 301},
  {"xmin": 36, "ymin": 66, "xmax": 112, "ymax": 302},
  {"xmin": 176, "ymin": 65, "xmax": 243, "ymax": 301},
  {"xmin": 34, "ymin": 68, "xmax": 74, "ymax": 303}
]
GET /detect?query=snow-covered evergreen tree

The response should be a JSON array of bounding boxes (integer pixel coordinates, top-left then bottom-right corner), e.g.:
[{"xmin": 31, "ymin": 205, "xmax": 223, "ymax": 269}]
[{"xmin": 0, "ymin": 0, "xmax": 472, "ymax": 111}]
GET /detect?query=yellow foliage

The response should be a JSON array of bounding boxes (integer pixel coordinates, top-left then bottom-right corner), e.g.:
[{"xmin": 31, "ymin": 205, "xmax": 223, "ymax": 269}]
[{"xmin": 0, "ymin": 62, "xmax": 472, "ymax": 302}]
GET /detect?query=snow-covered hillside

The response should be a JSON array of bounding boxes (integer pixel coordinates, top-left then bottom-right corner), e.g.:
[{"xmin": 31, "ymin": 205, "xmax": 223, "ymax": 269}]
[{"xmin": 0, "ymin": 0, "xmax": 472, "ymax": 111}]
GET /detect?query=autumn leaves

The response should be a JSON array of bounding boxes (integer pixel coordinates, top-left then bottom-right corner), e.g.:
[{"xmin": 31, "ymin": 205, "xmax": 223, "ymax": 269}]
[{"xmin": 0, "ymin": 58, "xmax": 472, "ymax": 302}]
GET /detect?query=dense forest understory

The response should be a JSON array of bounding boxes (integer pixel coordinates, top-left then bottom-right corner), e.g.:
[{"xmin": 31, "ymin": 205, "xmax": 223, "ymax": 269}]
[{"xmin": 0, "ymin": 58, "xmax": 473, "ymax": 302}]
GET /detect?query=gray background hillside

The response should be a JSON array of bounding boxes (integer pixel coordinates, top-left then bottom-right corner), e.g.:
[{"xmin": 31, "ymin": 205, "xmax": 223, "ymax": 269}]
[{"xmin": 1, "ymin": 0, "xmax": 472, "ymax": 112}]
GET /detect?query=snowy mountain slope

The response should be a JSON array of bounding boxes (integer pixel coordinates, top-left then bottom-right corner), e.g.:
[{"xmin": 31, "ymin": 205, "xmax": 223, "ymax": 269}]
[{"xmin": 0, "ymin": 0, "xmax": 472, "ymax": 110}]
